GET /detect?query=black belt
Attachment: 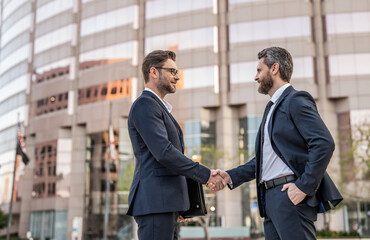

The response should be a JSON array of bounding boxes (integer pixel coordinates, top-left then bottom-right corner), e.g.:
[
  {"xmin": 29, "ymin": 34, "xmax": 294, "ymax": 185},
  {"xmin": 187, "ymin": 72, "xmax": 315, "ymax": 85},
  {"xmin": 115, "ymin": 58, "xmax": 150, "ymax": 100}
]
[{"xmin": 262, "ymin": 175, "xmax": 297, "ymax": 190}]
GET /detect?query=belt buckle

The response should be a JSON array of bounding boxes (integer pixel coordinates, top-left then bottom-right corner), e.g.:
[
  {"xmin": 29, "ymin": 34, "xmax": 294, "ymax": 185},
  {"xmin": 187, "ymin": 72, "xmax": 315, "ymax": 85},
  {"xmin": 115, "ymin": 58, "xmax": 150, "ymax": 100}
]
[{"xmin": 264, "ymin": 181, "xmax": 268, "ymax": 189}]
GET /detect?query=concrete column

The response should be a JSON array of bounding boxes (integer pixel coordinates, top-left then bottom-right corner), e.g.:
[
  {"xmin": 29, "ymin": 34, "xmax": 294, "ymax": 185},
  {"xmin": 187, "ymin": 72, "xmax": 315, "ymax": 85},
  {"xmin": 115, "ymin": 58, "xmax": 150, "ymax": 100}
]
[
  {"xmin": 135, "ymin": 0, "xmax": 146, "ymax": 96},
  {"xmin": 215, "ymin": 0, "xmax": 242, "ymax": 227},
  {"xmin": 18, "ymin": 135, "xmax": 36, "ymax": 238},
  {"xmin": 312, "ymin": 0, "xmax": 344, "ymax": 231},
  {"xmin": 67, "ymin": 125, "xmax": 86, "ymax": 240},
  {"xmin": 312, "ymin": 0, "xmax": 341, "ymax": 183}
]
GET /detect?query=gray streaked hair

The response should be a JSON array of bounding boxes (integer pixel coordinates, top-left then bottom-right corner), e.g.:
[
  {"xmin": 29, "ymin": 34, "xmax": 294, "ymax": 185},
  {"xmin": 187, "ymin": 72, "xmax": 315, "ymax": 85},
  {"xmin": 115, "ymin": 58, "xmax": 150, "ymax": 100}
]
[{"xmin": 257, "ymin": 47, "xmax": 293, "ymax": 83}]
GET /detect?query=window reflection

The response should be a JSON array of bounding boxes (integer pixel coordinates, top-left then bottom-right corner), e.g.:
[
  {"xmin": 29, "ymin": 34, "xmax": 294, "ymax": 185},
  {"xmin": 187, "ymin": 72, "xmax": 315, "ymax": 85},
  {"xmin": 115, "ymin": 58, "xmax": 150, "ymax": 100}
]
[
  {"xmin": 229, "ymin": 0, "xmax": 264, "ymax": 4},
  {"xmin": 33, "ymin": 92, "xmax": 68, "ymax": 116},
  {"xmin": 329, "ymin": 54, "xmax": 370, "ymax": 77},
  {"xmin": 230, "ymin": 57, "xmax": 313, "ymax": 84},
  {"xmin": 2, "ymin": 0, "xmax": 28, "ymax": 20},
  {"xmin": 1, "ymin": 14, "xmax": 31, "ymax": 47},
  {"xmin": 145, "ymin": 27, "xmax": 213, "ymax": 53},
  {"xmin": 0, "ymin": 126, "xmax": 17, "ymax": 153},
  {"xmin": 78, "ymin": 79, "xmax": 132, "ymax": 105},
  {"xmin": 80, "ymin": 42, "xmax": 134, "ymax": 68},
  {"xmin": 146, "ymin": 0, "xmax": 213, "ymax": 19},
  {"xmin": 30, "ymin": 210, "xmax": 67, "ymax": 240},
  {"xmin": 230, "ymin": 61, "xmax": 257, "ymax": 84},
  {"xmin": 0, "ymin": 92, "xmax": 26, "ymax": 115},
  {"xmin": 34, "ymin": 25, "xmax": 73, "ymax": 54},
  {"xmin": 229, "ymin": 16, "xmax": 311, "ymax": 43},
  {"xmin": 85, "ymin": 129, "xmax": 134, "ymax": 239},
  {"xmin": 81, "ymin": 6, "xmax": 135, "ymax": 36},
  {"xmin": 33, "ymin": 140, "xmax": 58, "ymax": 198},
  {"xmin": 181, "ymin": 66, "xmax": 215, "ymax": 89},
  {"xmin": 0, "ymin": 43, "xmax": 29, "ymax": 75},
  {"xmin": 36, "ymin": 0, "xmax": 73, "ymax": 23},
  {"xmin": 34, "ymin": 58, "xmax": 71, "ymax": 83},
  {"xmin": 326, "ymin": 12, "xmax": 370, "ymax": 35},
  {"xmin": 0, "ymin": 62, "xmax": 28, "ymax": 88}
]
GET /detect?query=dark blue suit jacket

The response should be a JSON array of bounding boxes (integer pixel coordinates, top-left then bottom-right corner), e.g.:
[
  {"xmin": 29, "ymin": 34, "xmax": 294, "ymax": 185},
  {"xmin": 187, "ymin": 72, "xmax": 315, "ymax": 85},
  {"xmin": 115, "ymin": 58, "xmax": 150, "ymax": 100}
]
[
  {"xmin": 126, "ymin": 90, "xmax": 211, "ymax": 216},
  {"xmin": 227, "ymin": 86, "xmax": 343, "ymax": 217}
]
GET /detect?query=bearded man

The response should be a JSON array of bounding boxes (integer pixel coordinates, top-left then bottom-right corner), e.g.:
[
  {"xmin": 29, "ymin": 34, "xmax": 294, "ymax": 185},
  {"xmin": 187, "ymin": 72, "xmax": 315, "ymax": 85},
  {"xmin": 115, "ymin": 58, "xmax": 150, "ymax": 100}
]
[{"xmin": 211, "ymin": 47, "xmax": 342, "ymax": 240}]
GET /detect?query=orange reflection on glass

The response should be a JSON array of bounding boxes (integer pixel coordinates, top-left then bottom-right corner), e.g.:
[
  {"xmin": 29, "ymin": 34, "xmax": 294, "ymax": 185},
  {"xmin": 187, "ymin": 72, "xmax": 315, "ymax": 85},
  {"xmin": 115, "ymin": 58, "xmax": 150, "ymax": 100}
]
[{"xmin": 78, "ymin": 78, "xmax": 132, "ymax": 105}]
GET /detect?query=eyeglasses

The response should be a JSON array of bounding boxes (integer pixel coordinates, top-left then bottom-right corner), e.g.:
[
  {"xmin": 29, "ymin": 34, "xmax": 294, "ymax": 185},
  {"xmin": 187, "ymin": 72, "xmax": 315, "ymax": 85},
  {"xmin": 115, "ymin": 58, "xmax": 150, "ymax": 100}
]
[{"xmin": 155, "ymin": 67, "xmax": 179, "ymax": 76}]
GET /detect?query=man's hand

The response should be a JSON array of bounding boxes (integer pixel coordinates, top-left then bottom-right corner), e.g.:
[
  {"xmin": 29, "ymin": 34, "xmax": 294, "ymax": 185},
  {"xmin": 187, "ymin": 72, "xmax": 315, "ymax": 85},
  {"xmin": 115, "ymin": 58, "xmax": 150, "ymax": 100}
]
[
  {"xmin": 206, "ymin": 169, "xmax": 231, "ymax": 191},
  {"xmin": 206, "ymin": 170, "xmax": 227, "ymax": 191},
  {"xmin": 281, "ymin": 183, "xmax": 307, "ymax": 205},
  {"xmin": 177, "ymin": 216, "xmax": 186, "ymax": 223}
]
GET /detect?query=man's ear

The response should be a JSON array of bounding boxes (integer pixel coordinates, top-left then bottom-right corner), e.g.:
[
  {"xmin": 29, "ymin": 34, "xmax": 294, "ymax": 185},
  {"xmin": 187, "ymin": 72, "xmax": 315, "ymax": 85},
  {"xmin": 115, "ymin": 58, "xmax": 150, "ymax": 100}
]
[
  {"xmin": 271, "ymin": 63, "xmax": 279, "ymax": 76},
  {"xmin": 149, "ymin": 67, "xmax": 159, "ymax": 80}
]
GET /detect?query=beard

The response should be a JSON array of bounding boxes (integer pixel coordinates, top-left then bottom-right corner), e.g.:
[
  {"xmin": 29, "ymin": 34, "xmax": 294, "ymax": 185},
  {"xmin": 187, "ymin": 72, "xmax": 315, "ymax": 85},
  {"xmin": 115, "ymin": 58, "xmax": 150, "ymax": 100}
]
[
  {"xmin": 258, "ymin": 73, "xmax": 274, "ymax": 95},
  {"xmin": 158, "ymin": 73, "xmax": 176, "ymax": 94}
]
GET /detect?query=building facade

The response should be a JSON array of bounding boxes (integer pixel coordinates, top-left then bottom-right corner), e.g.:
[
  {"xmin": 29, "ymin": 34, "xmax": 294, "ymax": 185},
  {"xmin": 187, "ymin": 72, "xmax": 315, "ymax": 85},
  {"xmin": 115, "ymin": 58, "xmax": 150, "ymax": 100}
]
[{"xmin": 0, "ymin": 0, "xmax": 369, "ymax": 239}]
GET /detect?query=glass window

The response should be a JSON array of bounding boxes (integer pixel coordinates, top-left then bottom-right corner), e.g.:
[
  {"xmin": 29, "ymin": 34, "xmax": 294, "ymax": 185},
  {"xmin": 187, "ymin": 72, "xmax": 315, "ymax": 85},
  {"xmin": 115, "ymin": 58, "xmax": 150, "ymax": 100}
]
[
  {"xmin": 230, "ymin": 61, "xmax": 257, "ymax": 84},
  {"xmin": 0, "ymin": 31, "xmax": 30, "ymax": 61},
  {"xmin": 0, "ymin": 43, "xmax": 30, "ymax": 75},
  {"xmin": 329, "ymin": 54, "xmax": 370, "ymax": 77},
  {"xmin": 34, "ymin": 57, "xmax": 71, "ymax": 84},
  {"xmin": 181, "ymin": 66, "xmax": 215, "ymax": 89},
  {"xmin": 229, "ymin": 16, "xmax": 311, "ymax": 44},
  {"xmin": 184, "ymin": 120, "xmax": 216, "ymax": 167},
  {"xmin": 0, "ymin": 92, "xmax": 26, "ymax": 115},
  {"xmin": 291, "ymin": 57, "xmax": 314, "ymax": 79},
  {"xmin": 85, "ymin": 129, "xmax": 134, "ymax": 238},
  {"xmin": 247, "ymin": 116, "xmax": 262, "ymax": 156},
  {"xmin": 0, "ymin": 62, "xmax": 28, "ymax": 88},
  {"xmin": 326, "ymin": 12, "xmax": 370, "ymax": 35},
  {"xmin": 81, "ymin": 6, "xmax": 135, "ymax": 36},
  {"xmin": 230, "ymin": 57, "xmax": 313, "ymax": 84},
  {"xmin": 0, "ymin": 74, "xmax": 28, "ymax": 102},
  {"xmin": 0, "ymin": 126, "xmax": 17, "ymax": 154},
  {"xmin": 34, "ymin": 25, "xmax": 73, "ymax": 54},
  {"xmin": 145, "ymin": 27, "xmax": 213, "ymax": 53},
  {"xmin": 1, "ymin": 14, "xmax": 31, "ymax": 47},
  {"xmin": 36, "ymin": 0, "xmax": 73, "ymax": 23},
  {"xmin": 229, "ymin": 0, "xmax": 264, "ymax": 4},
  {"xmin": 146, "ymin": 0, "xmax": 213, "ymax": 19},
  {"xmin": 30, "ymin": 210, "xmax": 67, "ymax": 240},
  {"xmin": 2, "ymin": 0, "xmax": 28, "ymax": 20},
  {"xmin": 80, "ymin": 41, "xmax": 134, "ymax": 64}
]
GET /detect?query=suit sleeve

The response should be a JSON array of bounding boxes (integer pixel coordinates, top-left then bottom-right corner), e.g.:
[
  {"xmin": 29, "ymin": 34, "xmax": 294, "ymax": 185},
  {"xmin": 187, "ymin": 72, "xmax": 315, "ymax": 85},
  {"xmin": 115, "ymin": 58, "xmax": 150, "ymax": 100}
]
[
  {"xmin": 226, "ymin": 157, "xmax": 257, "ymax": 189},
  {"xmin": 130, "ymin": 98, "xmax": 211, "ymax": 184},
  {"xmin": 288, "ymin": 92, "xmax": 335, "ymax": 196}
]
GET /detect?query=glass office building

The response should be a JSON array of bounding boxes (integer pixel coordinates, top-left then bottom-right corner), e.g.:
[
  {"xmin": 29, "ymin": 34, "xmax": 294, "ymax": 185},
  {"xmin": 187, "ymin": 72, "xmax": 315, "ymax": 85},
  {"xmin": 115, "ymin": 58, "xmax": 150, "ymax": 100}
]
[{"xmin": 0, "ymin": 0, "xmax": 369, "ymax": 239}]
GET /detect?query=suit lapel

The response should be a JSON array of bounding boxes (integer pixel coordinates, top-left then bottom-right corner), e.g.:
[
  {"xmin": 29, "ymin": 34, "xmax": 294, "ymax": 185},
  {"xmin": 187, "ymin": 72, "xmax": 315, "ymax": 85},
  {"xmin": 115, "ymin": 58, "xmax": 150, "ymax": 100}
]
[
  {"xmin": 268, "ymin": 86, "xmax": 295, "ymax": 139},
  {"xmin": 143, "ymin": 91, "xmax": 185, "ymax": 152}
]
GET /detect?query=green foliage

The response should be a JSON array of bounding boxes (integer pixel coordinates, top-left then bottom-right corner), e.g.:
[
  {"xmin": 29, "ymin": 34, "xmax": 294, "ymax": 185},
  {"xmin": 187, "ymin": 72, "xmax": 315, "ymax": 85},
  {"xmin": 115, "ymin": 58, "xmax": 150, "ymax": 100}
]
[
  {"xmin": 0, "ymin": 209, "xmax": 8, "ymax": 229},
  {"xmin": 198, "ymin": 144, "xmax": 224, "ymax": 169},
  {"xmin": 117, "ymin": 164, "xmax": 135, "ymax": 191},
  {"xmin": 316, "ymin": 229, "xmax": 359, "ymax": 238}
]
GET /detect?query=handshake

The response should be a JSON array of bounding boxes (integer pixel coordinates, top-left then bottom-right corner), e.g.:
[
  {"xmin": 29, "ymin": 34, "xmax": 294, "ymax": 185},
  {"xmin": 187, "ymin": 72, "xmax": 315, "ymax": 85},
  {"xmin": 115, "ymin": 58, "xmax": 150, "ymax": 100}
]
[{"xmin": 206, "ymin": 169, "xmax": 231, "ymax": 192}]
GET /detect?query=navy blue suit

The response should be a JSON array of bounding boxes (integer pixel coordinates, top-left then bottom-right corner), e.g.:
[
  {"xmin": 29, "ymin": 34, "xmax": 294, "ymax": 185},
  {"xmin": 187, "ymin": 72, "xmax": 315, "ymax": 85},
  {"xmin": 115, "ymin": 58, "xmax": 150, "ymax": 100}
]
[
  {"xmin": 127, "ymin": 91, "xmax": 210, "ymax": 239},
  {"xmin": 227, "ymin": 86, "xmax": 342, "ymax": 239}
]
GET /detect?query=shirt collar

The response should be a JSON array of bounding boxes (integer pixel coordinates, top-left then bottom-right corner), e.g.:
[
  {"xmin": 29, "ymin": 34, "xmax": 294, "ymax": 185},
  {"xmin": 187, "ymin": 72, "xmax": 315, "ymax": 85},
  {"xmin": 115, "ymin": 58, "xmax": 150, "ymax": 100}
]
[
  {"xmin": 144, "ymin": 88, "xmax": 173, "ymax": 112},
  {"xmin": 270, "ymin": 83, "xmax": 291, "ymax": 103}
]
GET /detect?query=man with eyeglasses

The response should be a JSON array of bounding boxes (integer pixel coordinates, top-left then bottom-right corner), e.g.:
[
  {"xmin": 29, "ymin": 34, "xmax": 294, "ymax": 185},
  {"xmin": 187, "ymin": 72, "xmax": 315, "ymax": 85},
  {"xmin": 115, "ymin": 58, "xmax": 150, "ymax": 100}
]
[{"xmin": 126, "ymin": 50, "xmax": 226, "ymax": 240}]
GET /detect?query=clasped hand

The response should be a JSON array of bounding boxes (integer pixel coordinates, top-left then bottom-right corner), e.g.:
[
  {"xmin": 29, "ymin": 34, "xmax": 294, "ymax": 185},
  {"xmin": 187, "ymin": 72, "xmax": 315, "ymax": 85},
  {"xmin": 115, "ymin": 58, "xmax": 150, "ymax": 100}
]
[{"xmin": 206, "ymin": 169, "xmax": 231, "ymax": 192}]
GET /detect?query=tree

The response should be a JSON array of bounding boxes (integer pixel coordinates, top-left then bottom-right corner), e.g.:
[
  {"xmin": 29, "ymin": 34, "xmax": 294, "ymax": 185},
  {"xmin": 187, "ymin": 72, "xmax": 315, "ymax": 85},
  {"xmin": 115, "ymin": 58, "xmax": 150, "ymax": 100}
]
[{"xmin": 0, "ymin": 209, "xmax": 8, "ymax": 229}]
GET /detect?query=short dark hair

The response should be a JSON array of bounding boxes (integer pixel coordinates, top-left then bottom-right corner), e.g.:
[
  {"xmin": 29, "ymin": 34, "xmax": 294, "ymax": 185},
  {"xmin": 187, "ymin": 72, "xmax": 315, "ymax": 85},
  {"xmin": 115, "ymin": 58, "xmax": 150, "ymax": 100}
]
[
  {"xmin": 142, "ymin": 50, "xmax": 176, "ymax": 83},
  {"xmin": 257, "ymin": 47, "xmax": 293, "ymax": 83}
]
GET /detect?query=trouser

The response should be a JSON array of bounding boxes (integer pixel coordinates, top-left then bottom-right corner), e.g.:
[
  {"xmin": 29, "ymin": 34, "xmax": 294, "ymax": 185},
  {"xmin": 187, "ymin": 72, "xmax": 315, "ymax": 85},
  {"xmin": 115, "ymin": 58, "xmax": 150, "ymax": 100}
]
[
  {"xmin": 134, "ymin": 212, "xmax": 179, "ymax": 240},
  {"xmin": 263, "ymin": 185, "xmax": 318, "ymax": 240}
]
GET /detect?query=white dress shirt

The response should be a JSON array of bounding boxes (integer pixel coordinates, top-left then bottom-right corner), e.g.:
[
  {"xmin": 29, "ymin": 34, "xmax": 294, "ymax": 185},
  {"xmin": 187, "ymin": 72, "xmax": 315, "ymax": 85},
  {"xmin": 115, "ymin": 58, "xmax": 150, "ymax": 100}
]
[
  {"xmin": 144, "ymin": 88, "xmax": 173, "ymax": 113},
  {"xmin": 261, "ymin": 83, "xmax": 294, "ymax": 182}
]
